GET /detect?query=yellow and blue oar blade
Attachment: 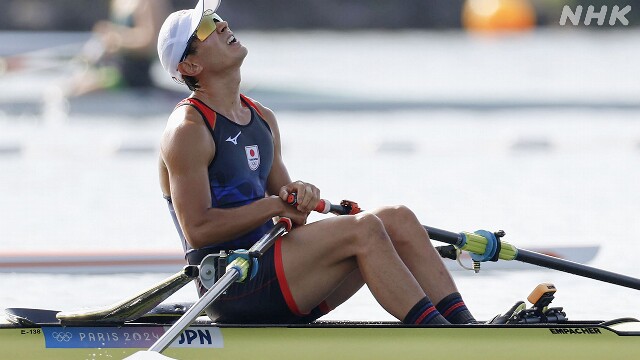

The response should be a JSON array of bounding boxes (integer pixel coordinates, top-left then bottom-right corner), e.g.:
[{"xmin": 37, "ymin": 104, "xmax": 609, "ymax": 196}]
[{"xmin": 424, "ymin": 225, "xmax": 640, "ymax": 291}]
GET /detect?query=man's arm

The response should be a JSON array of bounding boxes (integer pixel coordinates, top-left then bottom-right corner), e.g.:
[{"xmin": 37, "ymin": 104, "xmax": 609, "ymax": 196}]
[
  {"xmin": 161, "ymin": 106, "xmax": 288, "ymax": 249},
  {"xmin": 253, "ymin": 101, "xmax": 320, "ymax": 216}
]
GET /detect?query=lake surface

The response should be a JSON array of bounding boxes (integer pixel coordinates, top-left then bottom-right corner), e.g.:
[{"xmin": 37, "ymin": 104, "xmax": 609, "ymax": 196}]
[{"xmin": 1, "ymin": 29, "xmax": 639, "ymax": 322}]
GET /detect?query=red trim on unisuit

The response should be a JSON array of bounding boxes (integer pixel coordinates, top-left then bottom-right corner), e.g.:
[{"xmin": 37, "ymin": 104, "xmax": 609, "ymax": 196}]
[
  {"xmin": 240, "ymin": 94, "xmax": 265, "ymax": 117},
  {"xmin": 274, "ymin": 237, "xmax": 304, "ymax": 317},
  {"xmin": 319, "ymin": 301, "xmax": 332, "ymax": 315},
  {"xmin": 177, "ymin": 98, "xmax": 217, "ymax": 129}
]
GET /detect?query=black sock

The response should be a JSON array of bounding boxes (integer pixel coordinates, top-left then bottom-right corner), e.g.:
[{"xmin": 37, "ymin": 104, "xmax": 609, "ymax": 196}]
[
  {"xmin": 435, "ymin": 292, "xmax": 476, "ymax": 324},
  {"xmin": 403, "ymin": 296, "xmax": 449, "ymax": 325}
]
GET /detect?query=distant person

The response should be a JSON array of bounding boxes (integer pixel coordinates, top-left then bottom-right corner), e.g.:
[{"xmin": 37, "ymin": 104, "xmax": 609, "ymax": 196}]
[
  {"xmin": 66, "ymin": 0, "xmax": 170, "ymax": 96},
  {"xmin": 156, "ymin": 0, "xmax": 482, "ymax": 326}
]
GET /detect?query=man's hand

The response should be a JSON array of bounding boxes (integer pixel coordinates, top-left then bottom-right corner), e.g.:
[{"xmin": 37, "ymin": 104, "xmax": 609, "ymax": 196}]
[
  {"xmin": 274, "ymin": 196, "xmax": 309, "ymax": 227},
  {"xmin": 279, "ymin": 181, "xmax": 320, "ymax": 213}
]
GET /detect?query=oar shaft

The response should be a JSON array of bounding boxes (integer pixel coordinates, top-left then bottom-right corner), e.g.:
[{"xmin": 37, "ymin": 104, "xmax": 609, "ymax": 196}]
[
  {"xmin": 517, "ymin": 249, "xmax": 640, "ymax": 290},
  {"xmin": 148, "ymin": 267, "xmax": 240, "ymax": 353},
  {"xmin": 423, "ymin": 224, "xmax": 640, "ymax": 291},
  {"xmin": 422, "ymin": 226, "xmax": 464, "ymax": 247},
  {"xmin": 147, "ymin": 218, "xmax": 292, "ymax": 354},
  {"xmin": 306, "ymin": 198, "xmax": 640, "ymax": 291},
  {"xmin": 249, "ymin": 219, "xmax": 289, "ymax": 257}
]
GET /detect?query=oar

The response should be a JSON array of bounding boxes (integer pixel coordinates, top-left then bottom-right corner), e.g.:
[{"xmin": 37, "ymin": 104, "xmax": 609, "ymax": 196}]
[
  {"xmin": 141, "ymin": 217, "xmax": 292, "ymax": 355},
  {"xmin": 422, "ymin": 226, "xmax": 640, "ymax": 291},
  {"xmin": 57, "ymin": 265, "xmax": 199, "ymax": 324},
  {"xmin": 309, "ymin": 197, "xmax": 640, "ymax": 291}
]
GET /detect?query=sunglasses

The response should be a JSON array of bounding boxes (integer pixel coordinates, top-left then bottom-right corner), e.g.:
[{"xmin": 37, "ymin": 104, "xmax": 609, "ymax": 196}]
[{"xmin": 180, "ymin": 10, "xmax": 224, "ymax": 62}]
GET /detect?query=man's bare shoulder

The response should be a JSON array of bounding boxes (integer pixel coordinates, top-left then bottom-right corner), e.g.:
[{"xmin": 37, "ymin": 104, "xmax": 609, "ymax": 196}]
[
  {"xmin": 163, "ymin": 105, "xmax": 208, "ymax": 140},
  {"xmin": 161, "ymin": 105, "xmax": 213, "ymax": 162},
  {"xmin": 164, "ymin": 104, "xmax": 205, "ymax": 130},
  {"xmin": 246, "ymin": 97, "xmax": 277, "ymax": 124}
]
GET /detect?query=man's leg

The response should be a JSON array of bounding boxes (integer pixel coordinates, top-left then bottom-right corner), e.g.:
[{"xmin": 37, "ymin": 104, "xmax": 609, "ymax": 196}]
[
  {"xmin": 279, "ymin": 212, "xmax": 448, "ymax": 324},
  {"xmin": 372, "ymin": 205, "xmax": 476, "ymax": 324},
  {"xmin": 321, "ymin": 269, "xmax": 364, "ymax": 311}
]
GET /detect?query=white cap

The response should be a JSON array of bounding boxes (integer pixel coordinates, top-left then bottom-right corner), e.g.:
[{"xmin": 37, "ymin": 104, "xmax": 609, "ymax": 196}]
[{"xmin": 157, "ymin": 0, "xmax": 221, "ymax": 81}]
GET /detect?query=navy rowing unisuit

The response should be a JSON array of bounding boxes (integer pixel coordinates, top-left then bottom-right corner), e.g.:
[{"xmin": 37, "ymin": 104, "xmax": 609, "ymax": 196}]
[{"xmin": 170, "ymin": 95, "xmax": 275, "ymax": 264}]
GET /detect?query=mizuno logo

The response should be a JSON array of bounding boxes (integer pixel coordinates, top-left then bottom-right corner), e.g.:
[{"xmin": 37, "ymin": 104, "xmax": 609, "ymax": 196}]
[{"xmin": 226, "ymin": 131, "xmax": 241, "ymax": 145}]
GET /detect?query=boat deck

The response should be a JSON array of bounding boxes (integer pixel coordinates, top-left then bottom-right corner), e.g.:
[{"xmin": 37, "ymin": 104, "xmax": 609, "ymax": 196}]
[{"xmin": 2, "ymin": 317, "xmax": 639, "ymax": 360}]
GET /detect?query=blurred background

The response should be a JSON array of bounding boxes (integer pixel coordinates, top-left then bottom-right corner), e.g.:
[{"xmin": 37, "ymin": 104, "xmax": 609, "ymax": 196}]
[
  {"xmin": 1, "ymin": 0, "xmax": 639, "ymax": 322},
  {"xmin": 2, "ymin": 0, "xmax": 640, "ymax": 116},
  {"xmin": 0, "ymin": 0, "xmax": 639, "ymax": 30}
]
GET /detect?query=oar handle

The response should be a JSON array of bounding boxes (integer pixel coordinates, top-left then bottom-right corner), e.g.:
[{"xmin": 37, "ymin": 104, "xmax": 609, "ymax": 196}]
[{"xmin": 286, "ymin": 193, "xmax": 361, "ymax": 215}]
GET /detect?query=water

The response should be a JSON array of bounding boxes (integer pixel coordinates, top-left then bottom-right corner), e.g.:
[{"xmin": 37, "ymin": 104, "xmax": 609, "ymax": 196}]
[{"xmin": 1, "ymin": 30, "xmax": 640, "ymax": 322}]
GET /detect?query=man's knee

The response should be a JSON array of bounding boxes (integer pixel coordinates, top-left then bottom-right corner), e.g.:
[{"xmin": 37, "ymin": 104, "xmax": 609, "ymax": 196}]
[
  {"xmin": 377, "ymin": 204, "xmax": 416, "ymax": 227},
  {"xmin": 349, "ymin": 213, "xmax": 390, "ymax": 251},
  {"xmin": 354, "ymin": 212, "xmax": 386, "ymax": 234},
  {"xmin": 375, "ymin": 205, "xmax": 426, "ymax": 247}
]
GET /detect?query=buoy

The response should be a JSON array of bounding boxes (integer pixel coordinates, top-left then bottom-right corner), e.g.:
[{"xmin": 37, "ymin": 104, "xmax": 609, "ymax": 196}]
[{"xmin": 462, "ymin": 0, "xmax": 536, "ymax": 32}]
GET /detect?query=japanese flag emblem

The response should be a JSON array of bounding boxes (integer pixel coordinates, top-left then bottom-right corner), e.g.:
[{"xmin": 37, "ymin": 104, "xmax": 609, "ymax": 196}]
[{"xmin": 245, "ymin": 145, "xmax": 260, "ymax": 171}]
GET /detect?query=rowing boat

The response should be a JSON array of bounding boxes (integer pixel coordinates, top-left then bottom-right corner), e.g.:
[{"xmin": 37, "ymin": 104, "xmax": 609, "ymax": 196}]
[
  {"xmin": 1, "ymin": 314, "xmax": 639, "ymax": 360},
  {"xmin": 2, "ymin": 279, "xmax": 639, "ymax": 360},
  {"xmin": 0, "ymin": 245, "xmax": 600, "ymax": 274},
  {"xmin": 2, "ymin": 200, "xmax": 639, "ymax": 359}
]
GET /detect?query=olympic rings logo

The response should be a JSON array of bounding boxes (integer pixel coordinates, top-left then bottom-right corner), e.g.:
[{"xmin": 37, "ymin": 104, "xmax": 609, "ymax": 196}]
[{"xmin": 51, "ymin": 332, "xmax": 73, "ymax": 342}]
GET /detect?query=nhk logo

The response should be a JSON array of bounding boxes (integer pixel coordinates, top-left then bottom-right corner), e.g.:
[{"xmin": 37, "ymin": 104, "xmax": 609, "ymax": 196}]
[{"xmin": 559, "ymin": 5, "xmax": 632, "ymax": 26}]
